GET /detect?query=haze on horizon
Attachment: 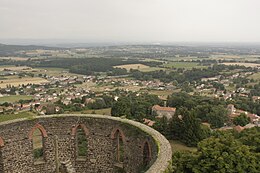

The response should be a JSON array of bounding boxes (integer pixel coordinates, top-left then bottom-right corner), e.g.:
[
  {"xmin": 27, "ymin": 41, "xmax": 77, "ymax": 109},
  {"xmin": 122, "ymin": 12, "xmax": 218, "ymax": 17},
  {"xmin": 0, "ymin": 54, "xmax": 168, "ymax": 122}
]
[{"xmin": 1, "ymin": 0, "xmax": 260, "ymax": 44}]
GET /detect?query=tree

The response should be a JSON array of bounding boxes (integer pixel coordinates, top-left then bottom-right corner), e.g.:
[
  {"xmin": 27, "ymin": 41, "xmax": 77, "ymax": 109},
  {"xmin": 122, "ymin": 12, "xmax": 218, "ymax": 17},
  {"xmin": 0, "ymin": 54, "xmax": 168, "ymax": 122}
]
[
  {"xmin": 233, "ymin": 113, "xmax": 250, "ymax": 126},
  {"xmin": 169, "ymin": 107, "xmax": 210, "ymax": 146},
  {"xmin": 207, "ymin": 105, "xmax": 228, "ymax": 128},
  {"xmin": 172, "ymin": 135, "xmax": 260, "ymax": 173},
  {"xmin": 153, "ymin": 116, "xmax": 170, "ymax": 137},
  {"xmin": 111, "ymin": 98, "xmax": 131, "ymax": 117},
  {"xmin": 46, "ymin": 104, "xmax": 56, "ymax": 115},
  {"xmin": 238, "ymin": 127, "xmax": 260, "ymax": 152}
]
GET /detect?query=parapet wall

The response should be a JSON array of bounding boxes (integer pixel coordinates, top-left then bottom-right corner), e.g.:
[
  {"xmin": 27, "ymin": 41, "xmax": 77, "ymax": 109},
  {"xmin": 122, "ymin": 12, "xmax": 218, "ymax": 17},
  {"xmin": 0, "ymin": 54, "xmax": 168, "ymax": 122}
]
[{"xmin": 0, "ymin": 114, "xmax": 172, "ymax": 173}]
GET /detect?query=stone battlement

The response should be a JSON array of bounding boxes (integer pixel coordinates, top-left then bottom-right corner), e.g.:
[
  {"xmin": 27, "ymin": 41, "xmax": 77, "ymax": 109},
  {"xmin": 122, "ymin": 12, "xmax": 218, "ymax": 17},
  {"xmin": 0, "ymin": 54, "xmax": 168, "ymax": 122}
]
[{"xmin": 0, "ymin": 114, "xmax": 172, "ymax": 173}]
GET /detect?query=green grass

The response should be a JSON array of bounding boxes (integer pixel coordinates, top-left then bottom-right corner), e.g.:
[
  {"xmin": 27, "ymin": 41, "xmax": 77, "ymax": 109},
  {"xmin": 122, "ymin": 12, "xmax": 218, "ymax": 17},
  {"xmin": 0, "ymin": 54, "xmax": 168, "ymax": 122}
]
[
  {"xmin": 139, "ymin": 67, "xmax": 165, "ymax": 72},
  {"xmin": 170, "ymin": 140, "xmax": 197, "ymax": 153},
  {"xmin": 163, "ymin": 62, "xmax": 207, "ymax": 69},
  {"xmin": 71, "ymin": 108, "xmax": 111, "ymax": 116},
  {"xmin": 248, "ymin": 72, "xmax": 260, "ymax": 80},
  {"xmin": 0, "ymin": 95, "xmax": 33, "ymax": 103},
  {"xmin": 0, "ymin": 111, "xmax": 36, "ymax": 123}
]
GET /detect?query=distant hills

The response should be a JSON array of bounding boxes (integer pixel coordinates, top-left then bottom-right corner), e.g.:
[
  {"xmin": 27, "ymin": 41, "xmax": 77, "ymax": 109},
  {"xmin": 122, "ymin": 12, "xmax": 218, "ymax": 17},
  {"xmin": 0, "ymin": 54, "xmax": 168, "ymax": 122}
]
[{"xmin": 0, "ymin": 43, "xmax": 62, "ymax": 56}]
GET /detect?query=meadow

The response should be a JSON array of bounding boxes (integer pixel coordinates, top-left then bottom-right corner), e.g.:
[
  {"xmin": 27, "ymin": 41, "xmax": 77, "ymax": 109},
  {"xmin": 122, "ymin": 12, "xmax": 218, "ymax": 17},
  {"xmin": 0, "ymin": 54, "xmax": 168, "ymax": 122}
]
[
  {"xmin": 71, "ymin": 108, "xmax": 111, "ymax": 116},
  {"xmin": 114, "ymin": 63, "xmax": 164, "ymax": 72},
  {"xmin": 221, "ymin": 62, "xmax": 260, "ymax": 68},
  {"xmin": 0, "ymin": 76, "xmax": 48, "ymax": 88},
  {"xmin": 170, "ymin": 140, "xmax": 197, "ymax": 153},
  {"xmin": 248, "ymin": 72, "xmax": 260, "ymax": 80},
  {"xmin": 0, "ymin": 95, "xmax": 33, "ymax": 103},
  {"xmin": 163, "ymin": 61, "xmax": 207, "ymax": 69},
  {"xmin": 0, "ymin": 111, "xmax": 35, "ymax": 123}
]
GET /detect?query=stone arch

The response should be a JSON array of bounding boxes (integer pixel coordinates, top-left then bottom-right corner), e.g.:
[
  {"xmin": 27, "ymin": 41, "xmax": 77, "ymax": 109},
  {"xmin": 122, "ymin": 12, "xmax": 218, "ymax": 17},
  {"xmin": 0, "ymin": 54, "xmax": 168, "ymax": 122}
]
[
  {"xmin": 111, "ymin": 128, "xmax": 126, "ymax": 142},
  {"xmin": 111, "ymin": 128, "xmax": 125, "ymax": 163},
  {"xmin": 72, "ymin": 124, "xmax": 89, "ymax": 158},
  {"xmin": 28, "ymin": 123, "xmax": 48, "ymax": 140},
  {"xmin": 71, "ymin": 124, "xmax": 89, "ymax": 137},
  {"xmin": 0, "ymin": 137, "xmax": 4, "ymax": 147},
  {"xmin": 142, "ymin": 140, "xmax": 152, "ymax": 167}
]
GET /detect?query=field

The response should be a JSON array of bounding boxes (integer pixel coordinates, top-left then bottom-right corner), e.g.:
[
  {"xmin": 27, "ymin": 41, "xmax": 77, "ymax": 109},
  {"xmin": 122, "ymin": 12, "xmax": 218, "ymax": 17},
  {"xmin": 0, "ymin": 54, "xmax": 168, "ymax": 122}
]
[
  {"xmin": 221, "ymin": 62, "xmax": 260, "ymax": 68},
  {"xmin": 164, "ymin": 62, "xmax": 207, "ymax": 69},
  {"xmin": 0, "ymin": 57, "xmax": 29, "ymax": 61},
  {"xmin": 114, "ymin": 63, "xmax": 150, "ymax": 71},
  {"xmin": 0, "ymin": 65, "xmax": 32, "ymax": 71},
  {"xmin": 0, "ymin": 95, "xmax": 33, "ymax": 103},
  {"xmin": 211, "ymin": 55, "xmax": 260, "ymax": 61},
  {"xmin": 71, "ymin": 108, "xmax": 111, "ymax": 115},
  {"xmin": 148, "ymin": 90, "xmax": 175, "ymax": 100},
  {"xmin": 0, "ymin": 111, "xmax": 35, "ymax": 123},
  {"xmin": 36, "ymin": 67, "xmax": 68, "ymax": 76},
  {"xmin": 248, "ymin": 72, "xmax": 260, "ymax": 80},
  {"xmin": 0, "ymin": 76, "xmax": 48, "ymax": 88},
  {"xmin": 114, "ymin": 63, "xmax": 163, "ymax": 72},
  {"xmin": 170, "ymin": 140, "xmax": 197, "ymax": 153}
]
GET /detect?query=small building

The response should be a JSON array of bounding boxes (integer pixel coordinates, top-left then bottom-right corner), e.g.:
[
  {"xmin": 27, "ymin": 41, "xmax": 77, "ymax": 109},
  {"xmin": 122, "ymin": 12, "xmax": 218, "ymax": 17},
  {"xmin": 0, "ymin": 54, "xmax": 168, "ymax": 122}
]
[
  {"xmin": 152, "ymin": 105, "xmax": 176, "ymax": 120},
  {"xmin": 227, "ymin": 104, "xmax": 236, "ymax": 114}
]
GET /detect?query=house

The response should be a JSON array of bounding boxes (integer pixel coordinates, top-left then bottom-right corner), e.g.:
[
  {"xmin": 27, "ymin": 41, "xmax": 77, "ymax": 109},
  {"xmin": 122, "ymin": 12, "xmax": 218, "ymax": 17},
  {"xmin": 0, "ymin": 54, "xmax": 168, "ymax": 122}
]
[
  {"xmin": 227, "ymin": 104, "xmax": 260, "ymax": 124},
  {"xmin": 152, "ymin": 105, "xmax": 176, "ymax": 120}
]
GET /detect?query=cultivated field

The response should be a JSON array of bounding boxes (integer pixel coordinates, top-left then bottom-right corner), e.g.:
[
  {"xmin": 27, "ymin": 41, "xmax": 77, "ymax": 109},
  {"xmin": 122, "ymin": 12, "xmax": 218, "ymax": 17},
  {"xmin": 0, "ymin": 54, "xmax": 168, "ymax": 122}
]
[
  {"xmin": 222, "ymin": 62, "xmax": 260, "ymax": 68},
  {"xmin": 114, "ymin": 63, "xmax": 151, "ymax": 71},
  {"xmin": 0, "ymin": 76, "xmax": 48, "ymax": 88}
]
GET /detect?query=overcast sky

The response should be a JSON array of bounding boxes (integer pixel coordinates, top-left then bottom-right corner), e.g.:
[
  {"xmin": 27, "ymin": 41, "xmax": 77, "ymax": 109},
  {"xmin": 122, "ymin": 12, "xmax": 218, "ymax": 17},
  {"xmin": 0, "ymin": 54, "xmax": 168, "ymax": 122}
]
[{"xmin": 0, "ymin": 0, "xmax": 260, "ymax": 43}]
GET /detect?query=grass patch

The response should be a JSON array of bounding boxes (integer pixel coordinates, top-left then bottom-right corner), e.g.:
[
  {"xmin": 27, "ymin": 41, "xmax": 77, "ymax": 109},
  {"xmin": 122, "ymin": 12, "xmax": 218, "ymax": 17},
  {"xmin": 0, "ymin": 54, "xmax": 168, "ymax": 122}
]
[
  {"xmin": 139, "ymin": 67, "xmax": 165, "ymax": 72},
  {"xmin": 170, "ymin": 140, "xmax": 197, "ymax": 153},
  {"xmin": 163, "ymin": 62, "xmax": 207, "ymax": 69},
  {"xmin": 0, "ymin": 95, "xmax": 33, "ymax": 103},
  {"xmin": 0, "ymin": 111, "xmax": 36, "ymax": 123},
  {"xmin": 71, "ymin": 108, "xmax": 111, "ymax": 116},
  {"xmin": 248, "ymin": 72, "xmax": 260, "ymax": 80},
  {"xmin": 0, "ymin": 76, "xmax": 48, "ymax": 88},
  {"xmin": 114, "ymin": 63, "xmax": 164, "ymax": 72}
]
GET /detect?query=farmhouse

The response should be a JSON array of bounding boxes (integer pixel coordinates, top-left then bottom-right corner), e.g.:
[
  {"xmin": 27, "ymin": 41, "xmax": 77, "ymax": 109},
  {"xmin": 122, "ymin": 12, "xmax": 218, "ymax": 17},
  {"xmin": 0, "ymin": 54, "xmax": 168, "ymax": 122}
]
[
  {"xmin": 152, "ymin": 105, "xmax": 176, "ymax": 120},
  {"xmin": 227, "ymin": 104, "xmax": 260, "ymax": 124}
]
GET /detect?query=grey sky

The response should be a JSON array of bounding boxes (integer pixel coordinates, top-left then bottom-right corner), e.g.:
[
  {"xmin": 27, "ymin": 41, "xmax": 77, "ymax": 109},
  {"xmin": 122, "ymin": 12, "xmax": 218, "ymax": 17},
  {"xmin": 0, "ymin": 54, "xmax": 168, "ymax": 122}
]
[{"xmin": 0, "ymin": 0, "xmax": 260, "ymax": 43}]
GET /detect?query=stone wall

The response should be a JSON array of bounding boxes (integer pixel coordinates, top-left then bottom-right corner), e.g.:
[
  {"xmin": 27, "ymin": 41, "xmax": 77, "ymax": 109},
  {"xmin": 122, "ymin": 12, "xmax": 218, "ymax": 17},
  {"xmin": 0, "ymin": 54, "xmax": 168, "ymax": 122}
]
[{"xmin": 0, "ymin": 114, "xmax": 172, "ymax": 173}]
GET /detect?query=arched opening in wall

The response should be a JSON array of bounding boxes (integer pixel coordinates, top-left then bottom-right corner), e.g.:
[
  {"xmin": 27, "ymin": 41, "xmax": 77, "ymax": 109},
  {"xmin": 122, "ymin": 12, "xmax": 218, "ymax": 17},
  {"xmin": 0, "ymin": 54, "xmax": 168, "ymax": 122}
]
[
  {"xmin": 0, "ymin": 137, "xmax": 4, "ymax": 171},
  {"xmin": 76, "ymin": 126, "xmax": 88, "ymax": 158},
  {"xmin": 32, "ymin": 128, "xmax": 44, "ymax": 162},
  {"xmin": 114, "ymin": 130, "xmax": 124, "ymax": 163},
  {"xmin": 143, "ymin": 141, "xmax": 151, "ymax": 168}
]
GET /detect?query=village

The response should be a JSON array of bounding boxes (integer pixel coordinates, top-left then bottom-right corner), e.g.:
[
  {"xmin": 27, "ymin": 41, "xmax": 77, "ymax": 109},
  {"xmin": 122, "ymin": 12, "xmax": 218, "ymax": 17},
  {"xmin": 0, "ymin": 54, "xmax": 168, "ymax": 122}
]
[{"xmin": 0, "ymin": 64, "xmax": 259, "ymax": 133}]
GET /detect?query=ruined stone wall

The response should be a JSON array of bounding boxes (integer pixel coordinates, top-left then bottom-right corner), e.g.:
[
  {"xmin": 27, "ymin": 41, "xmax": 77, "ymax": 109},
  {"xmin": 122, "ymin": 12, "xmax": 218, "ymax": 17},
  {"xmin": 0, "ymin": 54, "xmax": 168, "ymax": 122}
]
[{"xmin": 0, "ymin": 114, "xmax": 172, "ymax": 173}]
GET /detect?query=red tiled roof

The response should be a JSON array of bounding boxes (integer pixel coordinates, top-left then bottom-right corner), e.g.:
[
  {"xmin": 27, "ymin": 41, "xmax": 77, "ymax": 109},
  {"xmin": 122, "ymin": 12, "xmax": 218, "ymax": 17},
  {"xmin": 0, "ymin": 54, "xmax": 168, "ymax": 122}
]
[{"xmin": 234, "ymin": 125, "xmax": 244, "ymax": 132}]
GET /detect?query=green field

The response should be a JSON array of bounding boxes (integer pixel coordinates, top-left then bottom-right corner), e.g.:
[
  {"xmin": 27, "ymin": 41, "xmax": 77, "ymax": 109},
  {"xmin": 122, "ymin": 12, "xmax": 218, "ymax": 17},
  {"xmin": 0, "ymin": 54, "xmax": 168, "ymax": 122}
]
[
  {"xmin": 163, "ymin": 62, "xmax": 207, "ymax": 69},
  {"xmin": 0, "ymin": 95, "xmax": 33, "ymax": 103},
  {"xmin": 0, "ymin": 111, "xmax": 36, "ymax": 123},
  {"xmin": 170, "ymin": 140, "xmax": 197, "ymax": 153},
  {"xmin": 248, "ymin": 72, "xmax": 260, "ymax": 80},
  {"xmin": 139, "ymin": 67, "xmax": 165, "ymax": 72},
  {"xmin": 71, "ymin": 108, "xmax": 111, "ymax": 116}
]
